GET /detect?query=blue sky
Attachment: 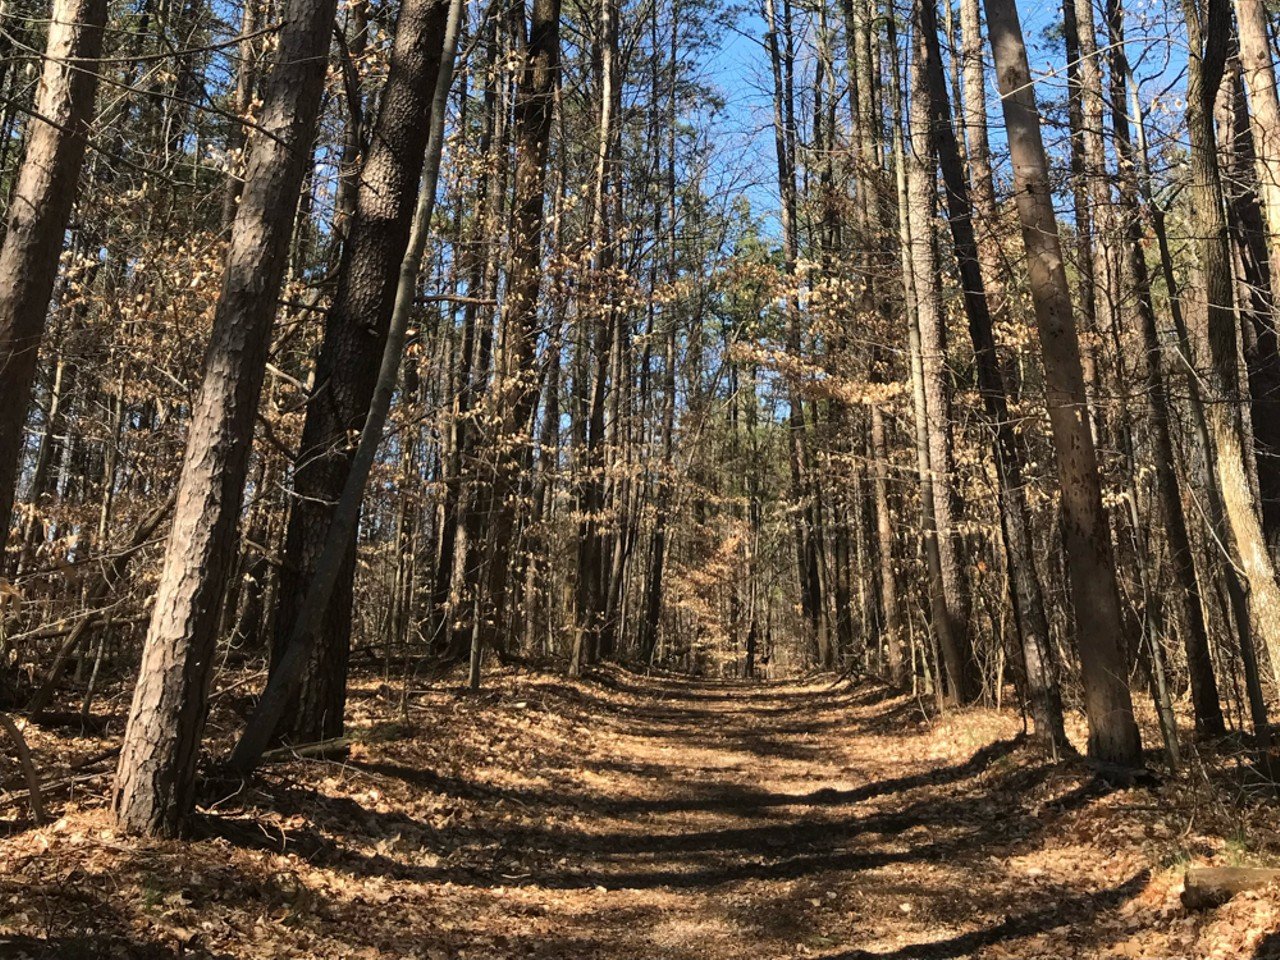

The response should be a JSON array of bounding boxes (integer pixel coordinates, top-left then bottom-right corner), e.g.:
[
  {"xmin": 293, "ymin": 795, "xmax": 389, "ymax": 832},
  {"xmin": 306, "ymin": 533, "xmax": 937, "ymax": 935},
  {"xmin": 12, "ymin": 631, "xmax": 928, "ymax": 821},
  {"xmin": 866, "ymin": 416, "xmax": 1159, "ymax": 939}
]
[{"xmin": 695, "ymin": 0, "xmax": 1189, "ymax": 235}]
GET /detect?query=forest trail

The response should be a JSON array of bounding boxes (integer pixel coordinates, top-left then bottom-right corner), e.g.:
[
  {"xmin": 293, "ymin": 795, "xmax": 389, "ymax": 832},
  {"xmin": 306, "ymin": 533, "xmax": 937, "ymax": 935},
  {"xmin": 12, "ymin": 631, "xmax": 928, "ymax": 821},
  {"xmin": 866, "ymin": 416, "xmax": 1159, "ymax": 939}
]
[{"xmin": 1, "ymin": 668, "xmax": 1275, "ymax": 958}]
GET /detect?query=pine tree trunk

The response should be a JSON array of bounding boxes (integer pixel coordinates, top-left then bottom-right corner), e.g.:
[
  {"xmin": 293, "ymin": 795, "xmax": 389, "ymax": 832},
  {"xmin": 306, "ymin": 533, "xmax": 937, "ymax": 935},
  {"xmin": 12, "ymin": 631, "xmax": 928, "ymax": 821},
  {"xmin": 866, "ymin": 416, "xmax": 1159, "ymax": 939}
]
[
  {"xmin": 268, "ymin": 0, "xmax": 451, "ymax": 746},
  {"xmin": 113, "ymin": 0, "xmax": 341, "ymax": 836},
  {"xmin": 905, "ymin": 18, "xmax": 977, "ymax": 703},
  {"xmin": 230, "ymin": 0, "xmax": 465, "ymax": 769},
  {"xmin": 222, "ymin": 0, "xmax": 261, "ymax": 229},
  {"xmin": 0, "ymin": 0, "xmax": 106, "ymax": 553},
  {"xmin": 330, "ymin": 0, "xmax": 370, "ymax": 250}
]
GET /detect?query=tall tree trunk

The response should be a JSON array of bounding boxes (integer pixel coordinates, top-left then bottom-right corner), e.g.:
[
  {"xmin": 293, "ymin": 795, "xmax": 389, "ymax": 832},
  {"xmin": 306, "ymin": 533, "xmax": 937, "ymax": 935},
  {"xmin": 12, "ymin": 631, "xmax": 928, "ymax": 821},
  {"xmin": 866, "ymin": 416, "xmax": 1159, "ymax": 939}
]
[
  {"xmin": 982, "ymin": 0, "xmax": 1142, "ymax": 765},
  {"xmin": 230, "ymin": 0, "xmax": 466, "ymax": 771},
  {"xmin": 958, "ymin": 0, "xmax": 1004, "ymax": 322},
  {"xmin": 639, "ymin": 3, "xmax": 680, "ymax": 664},
  {"xmin": 0, "ymin": 0, "xmax": 107, "ymax": 553},
  {"xmin": 1106, "ymin": 0, "xmax": 1225, "ymax": 736},
  {"xmin": 849, "ymin": 0, "xmax": 903, "ymax": 682},
  {"xmin": 905, "ymin": 12, "xmax": 977, "ymax": 703},
  {"xmin": 1180, "ymin": 0, "xmax": 1280, "ymax": 687},
  {"xmin": 915, "ymin": 0, "xmax": 1066, "ymax": 747},
  {"xmin": 113, "ymin": 0, "xmax": 341, "ymax": 836},
  {"xmin": 476, "ymin": 0, "xmax": 562, "ymax": 667},
  {"xmin": 869, "ymin": 403, "xmax": 904, "ymax": 682},
  {"xmin": 1129, "ymin": 60, "xmax": 1272, "ymax": 748},
  {"xmin": 890, "ymin": 8, "xmax": 950, "ymax": 698},
  {"xmin": 765, "ymin": 0, "xmax": 826, "ymax": 664},
  {"xmin": 330, "ymin": 0, "xmax": 371, "ymax": 251},
  {"xmin": 222, "ymin": 0, "xmax": 261, "ymax": 229},
  {"xmin": 1061, "ymin": 0, "xmax": 1103, "ymax": 436},
  {"xmin": 429, "ymin": 19, "xmax": 505, "ymax": 655},
  {"xmin": 1221, "ymin": 57, "xmax": 1280, "ymax": 569},
  {"xmin": 267, "ymin": 0, "xmax": 451, "ymax": 746},
  {"xmin": 1235, "ymin": 0, "xmax": 1280, "ymax": 306},
  {"xmin": 1069, "ymin": 0, "xmax": 1118, "ymax": 417},
  {"xmin": 572, "ymin": 0, "xmax": 620, "ymax": 674}
]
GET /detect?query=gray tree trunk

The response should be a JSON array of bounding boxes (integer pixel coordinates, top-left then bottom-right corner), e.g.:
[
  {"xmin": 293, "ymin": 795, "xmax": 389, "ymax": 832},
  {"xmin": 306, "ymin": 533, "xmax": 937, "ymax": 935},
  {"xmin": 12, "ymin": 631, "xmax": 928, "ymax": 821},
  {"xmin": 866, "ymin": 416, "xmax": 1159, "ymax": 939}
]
[{"xmin": 982, "ymin": 0, "xmax": 1142, "ymax": 765}]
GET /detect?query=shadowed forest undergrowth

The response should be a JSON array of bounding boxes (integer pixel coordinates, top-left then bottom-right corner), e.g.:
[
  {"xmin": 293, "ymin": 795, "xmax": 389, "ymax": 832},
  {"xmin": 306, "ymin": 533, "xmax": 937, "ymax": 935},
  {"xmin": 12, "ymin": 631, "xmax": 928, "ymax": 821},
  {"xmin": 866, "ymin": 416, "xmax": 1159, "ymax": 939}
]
[{"xmin": 3, "ymin": 667, "xmax": 1279, "ymax": 958}]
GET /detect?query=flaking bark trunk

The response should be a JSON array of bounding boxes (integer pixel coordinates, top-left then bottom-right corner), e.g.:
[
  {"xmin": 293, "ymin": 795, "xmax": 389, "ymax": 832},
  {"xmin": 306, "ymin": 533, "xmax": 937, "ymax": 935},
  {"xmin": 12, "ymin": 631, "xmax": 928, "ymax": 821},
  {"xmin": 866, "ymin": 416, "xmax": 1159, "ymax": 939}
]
[
  {"xmin": 114, "ymin": 0, "xmax": 344, "ymax": 835},
  {"xmin": 267, "ymin": 0, "xmax": 451, "ymax": 746}
]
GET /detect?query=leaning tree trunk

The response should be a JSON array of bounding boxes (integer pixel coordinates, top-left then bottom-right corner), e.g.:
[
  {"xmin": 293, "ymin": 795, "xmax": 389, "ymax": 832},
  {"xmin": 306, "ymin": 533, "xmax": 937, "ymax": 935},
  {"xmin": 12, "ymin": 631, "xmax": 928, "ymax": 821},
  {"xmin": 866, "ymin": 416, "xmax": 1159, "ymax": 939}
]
[
  {"xmin": 1180, "ymin": 0, "xmax": 1280, "ymax": 687},
  {"xmin": 112, "ymin": 0, "xmax": 341, "ymax": 837},
  {"xmin": 982, "ymin": 0, "xmax": 1142, "ymax": 765},
  {"xmin": 1223, "ymin": 63, "xmax": 1280, "ymax": 556},
  {"xmin": 1234, "ymin": 0, "xmax": 1280, "ymax": 310},
  {"xmin": 268, "ymin": 0, "xmax": 451, "ymax": 746},
  {"xmin": 229, "ymin": 0, "xmax": 466, "ymax": 774},
  {"xmin": 0, "ymin": 0, "xmax": 107, "ymax": 555}
]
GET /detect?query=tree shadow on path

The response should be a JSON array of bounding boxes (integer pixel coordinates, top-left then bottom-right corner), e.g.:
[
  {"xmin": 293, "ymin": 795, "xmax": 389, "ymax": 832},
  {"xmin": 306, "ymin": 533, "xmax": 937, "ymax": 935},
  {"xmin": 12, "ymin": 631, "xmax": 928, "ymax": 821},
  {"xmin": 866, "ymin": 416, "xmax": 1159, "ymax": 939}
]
[
  {"xmin": 826, "ymin": 871, "xmax": 1149, "ymax": 959},
  {"xmin": 7, "ymin": 667, "xmax": 1167, "ymax": 959}
]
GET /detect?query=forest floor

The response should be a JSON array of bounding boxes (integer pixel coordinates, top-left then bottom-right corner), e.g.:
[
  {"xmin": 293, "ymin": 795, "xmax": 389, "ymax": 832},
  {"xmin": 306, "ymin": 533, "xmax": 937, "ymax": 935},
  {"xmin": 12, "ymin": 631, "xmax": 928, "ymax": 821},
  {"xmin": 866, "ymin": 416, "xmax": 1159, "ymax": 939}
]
[{"xmin": 3, "ymin": 666, "xmax": 1280, "ymax": 959}]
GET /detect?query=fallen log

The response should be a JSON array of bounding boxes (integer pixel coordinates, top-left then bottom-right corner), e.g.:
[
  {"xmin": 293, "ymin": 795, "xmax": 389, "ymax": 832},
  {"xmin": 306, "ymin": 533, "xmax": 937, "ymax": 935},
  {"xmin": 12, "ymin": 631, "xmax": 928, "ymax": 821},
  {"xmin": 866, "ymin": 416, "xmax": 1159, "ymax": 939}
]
[
  {"xmin": 4, "ymin": 611, "xmax": 147, "ymax": 646},
  {"xmin": 259, "ymin": 737, "xmax": 353, "ymax": 763},
  {"xmin": 1183, "ymin": 866, "xmax": 1280, "ymax": 909}
]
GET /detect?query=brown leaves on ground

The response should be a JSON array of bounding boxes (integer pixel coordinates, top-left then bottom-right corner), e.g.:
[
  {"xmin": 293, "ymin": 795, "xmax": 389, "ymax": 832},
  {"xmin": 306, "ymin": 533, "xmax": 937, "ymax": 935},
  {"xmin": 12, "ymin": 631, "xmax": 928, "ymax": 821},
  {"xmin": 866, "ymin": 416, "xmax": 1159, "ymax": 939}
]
[{"xmin": 2, "ymin": 667, "xmax": 1279, "ymax": 958}]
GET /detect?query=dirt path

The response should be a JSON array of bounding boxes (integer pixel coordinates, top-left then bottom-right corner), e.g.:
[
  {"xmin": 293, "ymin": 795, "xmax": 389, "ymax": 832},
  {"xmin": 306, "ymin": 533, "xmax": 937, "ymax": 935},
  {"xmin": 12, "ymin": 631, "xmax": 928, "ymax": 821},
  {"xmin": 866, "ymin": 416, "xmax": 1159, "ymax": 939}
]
[
  {"xmin": 1, "ymin": 669, "xmax": 1275, "ymax": 958},
  {"xmin": 450, "ymin": 672, "xmax": 1140, "ymax": 959}
]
